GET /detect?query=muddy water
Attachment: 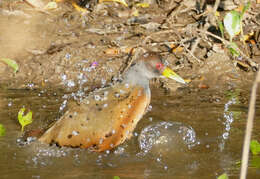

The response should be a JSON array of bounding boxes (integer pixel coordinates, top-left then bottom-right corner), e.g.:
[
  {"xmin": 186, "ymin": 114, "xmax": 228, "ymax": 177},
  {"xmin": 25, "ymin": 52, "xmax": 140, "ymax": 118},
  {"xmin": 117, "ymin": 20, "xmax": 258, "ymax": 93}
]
[{"xmin": 0, "ymin": 85, "xmax": 260, "ymax": 179}]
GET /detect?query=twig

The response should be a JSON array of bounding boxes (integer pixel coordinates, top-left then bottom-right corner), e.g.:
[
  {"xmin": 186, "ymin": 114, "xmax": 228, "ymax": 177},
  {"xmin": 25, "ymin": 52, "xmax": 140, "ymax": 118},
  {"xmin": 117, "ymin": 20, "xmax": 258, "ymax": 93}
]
[
  {"xmin": 179, "ymin": 42, "xmax": 201, "ymax": 63},
  {"xmin": 191, "ymin": 0, "xmax": 220, "ymax": 55},
  {"xmin": 212, "ymin": 0, "xmax": 220, "ymax": 13},
  {"xmin": 121, "ymin": 47, "xmax": 144, "ymax": 75},
  {"xmin": 240, "ymin": 70, "xmax": 260, "ymax": 179},
  {"xmin": 197, "ymin": 29, "xmax": 258, "ymax": 69},
  {"xmin": 142, "ymin": 30, "xmax": 175, "ymax": 46}
]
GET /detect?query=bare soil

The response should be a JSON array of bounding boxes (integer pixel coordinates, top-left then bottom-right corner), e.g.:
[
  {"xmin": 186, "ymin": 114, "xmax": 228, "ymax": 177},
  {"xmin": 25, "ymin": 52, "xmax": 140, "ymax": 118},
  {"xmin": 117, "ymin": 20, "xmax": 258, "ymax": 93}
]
[{"xmin": 0, "ymin": 0, "xmax": 259, "ymax": 92}]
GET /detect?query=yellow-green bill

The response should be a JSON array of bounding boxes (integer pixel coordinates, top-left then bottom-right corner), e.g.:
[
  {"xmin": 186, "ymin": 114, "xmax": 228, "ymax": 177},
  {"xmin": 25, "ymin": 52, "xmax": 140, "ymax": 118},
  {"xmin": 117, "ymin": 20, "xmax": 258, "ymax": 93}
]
[{"xmin": 162, "ymin": 67, "xmax": 186, "ymax": 84}]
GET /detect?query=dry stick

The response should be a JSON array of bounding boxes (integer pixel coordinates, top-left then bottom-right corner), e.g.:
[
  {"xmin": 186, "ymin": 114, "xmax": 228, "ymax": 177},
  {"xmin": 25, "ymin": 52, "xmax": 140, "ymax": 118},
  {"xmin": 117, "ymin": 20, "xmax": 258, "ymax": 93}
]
[
  {"xmin": 142, "ymin": 30, "xmax": 175, "ymax": 46},
  {"xmin": 240, "ymin": 70, "xmax": 260, "ymax": 179},
  {"xmin": 190, "ymin": 0, "xmax": 220, "ymax": 54},
  {"xmin": 121, "ymin": 47, "xmax": 144, "ymax": 75},
  {"xmin": 197, "ymin": 29, "xmax": 258, "ymax": 69},
  {"xmin": 179, "ymin": 42, "xmax": 201, "ymax": 63}
]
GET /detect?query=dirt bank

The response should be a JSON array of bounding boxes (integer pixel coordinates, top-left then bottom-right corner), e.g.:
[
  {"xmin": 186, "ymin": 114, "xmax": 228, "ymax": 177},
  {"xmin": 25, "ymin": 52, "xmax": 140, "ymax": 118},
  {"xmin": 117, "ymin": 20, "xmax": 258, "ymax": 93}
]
[{"xmin": 0, "ymin": 0, "xmax": 259, "ymax": 92}]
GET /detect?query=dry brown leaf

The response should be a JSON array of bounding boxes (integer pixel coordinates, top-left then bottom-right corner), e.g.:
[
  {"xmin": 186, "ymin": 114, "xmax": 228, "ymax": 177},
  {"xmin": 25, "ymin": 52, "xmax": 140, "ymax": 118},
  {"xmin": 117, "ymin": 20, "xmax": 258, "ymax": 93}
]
[
  {"xmin": 104, "ymin": 48, "xmax": 120, "ymax": 55},
  {"xmin": 99, "ymin": 0, "xmax": 128, "ymax": 7}
]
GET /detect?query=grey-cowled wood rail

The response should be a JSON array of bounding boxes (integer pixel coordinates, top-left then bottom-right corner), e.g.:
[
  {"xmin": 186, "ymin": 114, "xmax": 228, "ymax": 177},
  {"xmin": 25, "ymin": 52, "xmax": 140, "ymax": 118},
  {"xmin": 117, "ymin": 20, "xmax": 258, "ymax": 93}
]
[{"xmin": 39, "ymin": 52, "xmax": 186, "ymax": 152}]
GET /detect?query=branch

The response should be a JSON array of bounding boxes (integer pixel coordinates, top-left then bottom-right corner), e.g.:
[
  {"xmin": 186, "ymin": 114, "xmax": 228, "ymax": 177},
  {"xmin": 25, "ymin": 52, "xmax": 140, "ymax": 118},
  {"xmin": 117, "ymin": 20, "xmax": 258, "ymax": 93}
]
[{"xmin": 240, "ymin": 69, "xmax": 260, "ymax": 179}]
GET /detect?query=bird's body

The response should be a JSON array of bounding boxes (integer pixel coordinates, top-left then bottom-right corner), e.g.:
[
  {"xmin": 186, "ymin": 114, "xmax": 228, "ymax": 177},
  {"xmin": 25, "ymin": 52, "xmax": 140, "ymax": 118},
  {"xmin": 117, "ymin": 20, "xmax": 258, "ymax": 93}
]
[{"xmin": 39, "ymin": 52, "xmax": 185, "ymax": 152}]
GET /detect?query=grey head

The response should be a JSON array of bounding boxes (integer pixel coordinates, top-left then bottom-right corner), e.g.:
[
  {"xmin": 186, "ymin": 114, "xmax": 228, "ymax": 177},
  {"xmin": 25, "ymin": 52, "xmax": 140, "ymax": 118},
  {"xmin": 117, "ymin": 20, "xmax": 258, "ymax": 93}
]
[{"xmin": 124, "ymin": 52, "xmax": 165, "ymax": 86}]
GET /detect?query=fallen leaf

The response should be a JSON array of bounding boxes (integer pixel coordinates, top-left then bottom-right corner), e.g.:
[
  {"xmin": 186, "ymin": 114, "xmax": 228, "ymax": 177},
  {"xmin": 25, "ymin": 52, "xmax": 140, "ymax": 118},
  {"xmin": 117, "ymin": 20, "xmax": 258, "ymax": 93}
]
[
  {"xmin": 104, "ymin": 48, "xmax": 120, "ymax": 55},
  {"xmin": 172, "ymin": 46, "xmax": 184, "ymax": 53},
  {"xmin": 0, "ymin": 58, "xmax": 19, "ymax": 73},
  {"xmin": 99, "ymin": 0, "xmax": 128, "ymax": 7},
  {"xmin": 18, "ymin": 108, "xmax": 33, "ymax": 132},
  {"xmin": 136, "ymin": 3, "xmax": 149, "ymax": 8},
  {"xmin": 198, "ymin": 84, "xmax": 209, "ymax": 89},
  {"xmin": 71, "ymin": 1, "xmax": 88, "ymax": 14},
  {"xmin": 243, "ymin": 31, "xmax": 254, "ymax": 41},
  {"xmin": 120, "ymin": 46, "xmax": 133, "ymax": 53},
  {"xmin": 44, "ymin": 1, "xmax": 58, "ymax": 10}
]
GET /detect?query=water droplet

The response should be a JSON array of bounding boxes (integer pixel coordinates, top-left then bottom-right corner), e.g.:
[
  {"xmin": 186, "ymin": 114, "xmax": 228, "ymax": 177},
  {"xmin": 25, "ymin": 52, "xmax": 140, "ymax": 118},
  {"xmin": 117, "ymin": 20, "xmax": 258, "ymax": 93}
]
[
  {"xmin": 94, "ymin": 95, "xmax": 101, "ymax": 101},
  {"xmin": 72, "ymin": 131, "xmax": 79, "ymax": 136},
  {"xmin": 222, "ymin": 132, "xmax": 229, "ymax": 139},
  {"xmin": 27, "ymin": 83, "xmax": 34, "ymax": 88},
  {"xmin": 101, "ymin": 78, "xmax": 106, "ymax": 86},
  {"xmin": 61, "ymin": 74, "xmax": 67, "ymax": 81},
  {"xmin": 65, "ymin": 53, "xmax": 71, "ymax": 60},
  {"xmin": 67, "ymin": 80, "xmax": 75, "ymax": 87},
  {"xmin": 119, "ymin": 89, "xmax": 125, "ymax": 94},
  {"xmin": 59, "ymin": 100, "xmax": 67, "ymax": 111}
]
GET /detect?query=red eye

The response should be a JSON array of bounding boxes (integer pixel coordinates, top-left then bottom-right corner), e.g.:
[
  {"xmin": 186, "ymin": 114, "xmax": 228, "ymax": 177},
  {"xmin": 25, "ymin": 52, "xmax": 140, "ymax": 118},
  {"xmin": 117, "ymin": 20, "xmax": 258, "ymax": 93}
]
[{"xmin": 156, "ymin": 63, "xmax": 163, "ymax": 70}]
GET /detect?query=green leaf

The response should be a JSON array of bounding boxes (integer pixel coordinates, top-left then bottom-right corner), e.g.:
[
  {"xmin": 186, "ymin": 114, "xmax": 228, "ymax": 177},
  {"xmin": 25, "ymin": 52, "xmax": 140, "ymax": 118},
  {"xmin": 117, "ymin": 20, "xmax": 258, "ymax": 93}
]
[
  {"xmin": 250, "ymin": 140, "xmax": 260, "ymax": 155},
  {"xmin": 224, "ymin": 11, "xmax": 241, "ymax": 41},
  {"xmin": 217, "ymin": 173, "xmax": 229, "ymax": 179},
  {"xmin": 0, "ymin": 58, "xmax": 19, "ymax": 73},
  {"xmin": 0, "ymin": 124, "xmax": 6, "ymax": 136},
  {"xmin": 218, "ymin": 20, "xmax": 224, "ymax": 39},
  {"xmin": 228, "ymin": 42, "xmax": 240, "ymax": 57},
  {"xmin": 18, "ymin": 108, "xmax": 33, "ymax": 132},
  {"xmin": 113, "ymin": 176, "xmax": 120, "ymax": 179},
  {"xmin": 251, "ymin": 155, "xmax": 260, "ymax": 168}
]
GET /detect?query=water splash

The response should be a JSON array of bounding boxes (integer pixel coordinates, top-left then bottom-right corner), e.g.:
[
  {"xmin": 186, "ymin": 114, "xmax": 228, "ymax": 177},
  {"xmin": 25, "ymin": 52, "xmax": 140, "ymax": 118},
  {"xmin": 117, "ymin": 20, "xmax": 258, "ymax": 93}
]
[{"xmin": 138, "ymin": 121, "xmax": 196, "ymax": 155}]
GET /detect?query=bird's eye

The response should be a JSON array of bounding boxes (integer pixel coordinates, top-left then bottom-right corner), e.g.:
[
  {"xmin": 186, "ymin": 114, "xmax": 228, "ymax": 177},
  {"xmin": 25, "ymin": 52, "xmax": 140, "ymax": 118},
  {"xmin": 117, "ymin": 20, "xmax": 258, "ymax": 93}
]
[{"xmin": 156, "ymin": 63, "xmax": 164, "ymax": 70}]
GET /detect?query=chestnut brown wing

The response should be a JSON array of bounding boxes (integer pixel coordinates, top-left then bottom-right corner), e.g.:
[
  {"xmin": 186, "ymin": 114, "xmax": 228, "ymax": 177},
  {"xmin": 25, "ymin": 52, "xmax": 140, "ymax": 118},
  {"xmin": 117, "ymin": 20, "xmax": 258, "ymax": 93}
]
[{"xmin": 39, "ymin": 84, "xmax": 150, "ymax": 152}]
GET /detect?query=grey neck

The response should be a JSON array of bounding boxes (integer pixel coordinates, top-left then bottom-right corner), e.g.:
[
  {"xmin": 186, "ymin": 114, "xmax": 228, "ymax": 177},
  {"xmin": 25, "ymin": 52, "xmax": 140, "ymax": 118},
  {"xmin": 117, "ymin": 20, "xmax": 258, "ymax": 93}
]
[{"xmin": 123, "ymin": 62, "xmax": 150, "ymax": 88}]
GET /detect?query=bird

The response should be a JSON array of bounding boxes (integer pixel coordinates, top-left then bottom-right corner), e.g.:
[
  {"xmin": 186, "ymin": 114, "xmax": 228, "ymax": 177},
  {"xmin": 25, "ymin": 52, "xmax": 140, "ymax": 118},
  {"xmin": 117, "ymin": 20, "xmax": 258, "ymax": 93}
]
[{"xmin": 38, "ymin": 52, "xmax": 186, "ymax": 152}]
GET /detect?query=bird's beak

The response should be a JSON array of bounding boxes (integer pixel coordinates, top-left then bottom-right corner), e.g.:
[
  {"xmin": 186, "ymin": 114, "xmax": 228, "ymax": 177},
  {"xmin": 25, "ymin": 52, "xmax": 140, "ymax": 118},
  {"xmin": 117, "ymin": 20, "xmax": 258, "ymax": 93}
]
[{"xmin": 162, "ymin": 67, "xmax": 186, "ymax": 84}]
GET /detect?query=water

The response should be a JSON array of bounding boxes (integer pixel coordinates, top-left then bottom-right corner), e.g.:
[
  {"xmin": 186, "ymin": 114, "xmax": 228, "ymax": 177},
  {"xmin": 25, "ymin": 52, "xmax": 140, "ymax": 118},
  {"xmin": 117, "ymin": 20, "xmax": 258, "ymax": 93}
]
[{"xmin": 0, "ymin": 85, "xmax": 260, "ymax": 179}]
